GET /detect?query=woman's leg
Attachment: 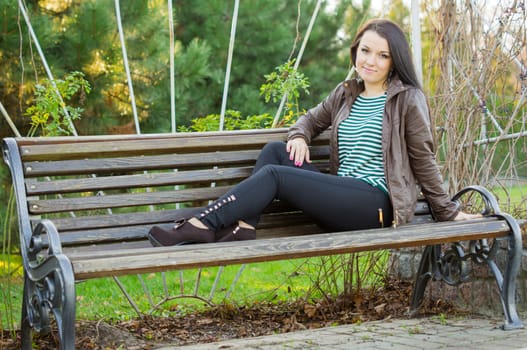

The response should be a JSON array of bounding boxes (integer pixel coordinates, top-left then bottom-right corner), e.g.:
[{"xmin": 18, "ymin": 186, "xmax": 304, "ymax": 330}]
[
  {"xmin": 149, "ymin": 141, "xmax": 321, "ymax": 246},
  {"xmin": 149, "ymin": 163, "xmax": 392, "ymax": 246},
  {"xmin": 198, "ymin": 164, "xmax": 393, "ymax": 232},
  {"xmin": 253, "ymin": 141, "xmax": 320, "ymax": 174},
  {"xmin": 213, "ymin": 141, "xmax": 320, "ymax": 228},
  {"xmin": 149, "ymin": 142, "xmax": 391, "ymax": 246}
]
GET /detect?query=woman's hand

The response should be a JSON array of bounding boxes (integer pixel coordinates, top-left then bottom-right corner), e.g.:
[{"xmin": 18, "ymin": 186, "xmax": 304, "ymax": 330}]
[
  {"xmin": 286, "ymin": 138, "xmax": 311, "ymax": 167},
  {"xmin": 454, "ymin": 211, "xmax": 483, "ymax": 221}
]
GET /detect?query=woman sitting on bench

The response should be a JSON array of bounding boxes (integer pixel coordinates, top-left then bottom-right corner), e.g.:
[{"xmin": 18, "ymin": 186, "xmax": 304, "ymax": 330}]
[{"xmin": 148, "ymin": 18, "xmax": 479, "ymax": 247}]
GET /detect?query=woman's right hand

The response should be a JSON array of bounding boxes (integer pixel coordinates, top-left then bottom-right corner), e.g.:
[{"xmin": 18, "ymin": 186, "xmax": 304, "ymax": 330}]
[
  {"xmin": 454, "ymin": 211, "xmax": 483, "ymax": 221},
  {"xmin": 286, "ymin": 137, "xmax": 311, "ymax": 167}
]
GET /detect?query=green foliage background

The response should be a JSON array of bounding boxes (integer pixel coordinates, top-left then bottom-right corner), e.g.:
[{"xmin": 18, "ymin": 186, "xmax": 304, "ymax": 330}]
[{"xmin": 0, "ymin": 0, "xmax": 365, "ymax": 137}]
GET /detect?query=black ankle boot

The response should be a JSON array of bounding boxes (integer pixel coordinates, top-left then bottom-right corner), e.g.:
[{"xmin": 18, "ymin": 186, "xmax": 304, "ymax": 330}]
[
  {"xmin": 148, "ymin": 218, "xmax": 215, "ymax": 246},
  {"xmin": 215, "ymin": 224, "xmax": 256, "ymax": 242}
]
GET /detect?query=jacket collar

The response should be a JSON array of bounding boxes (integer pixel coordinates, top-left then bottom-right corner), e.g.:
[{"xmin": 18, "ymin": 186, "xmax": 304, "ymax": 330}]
[{"xmin": 342, "ymin": 75, "xmax": 410, "ymax": 101}]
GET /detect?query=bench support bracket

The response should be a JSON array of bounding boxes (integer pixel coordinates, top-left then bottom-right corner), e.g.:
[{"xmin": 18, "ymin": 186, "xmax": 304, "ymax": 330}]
[
  {"xmin": 20, "ymin": 220, "xmax": 76, "ymax": 350},
  {"xmin": 411, "ymin": 186, "xmax": 524, "ymax": 330}
]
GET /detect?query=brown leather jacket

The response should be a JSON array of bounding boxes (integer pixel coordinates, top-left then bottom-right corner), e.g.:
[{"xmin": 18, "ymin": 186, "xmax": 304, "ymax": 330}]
[{"xmin": 287, "ymin": 77, "xmax": 459, "ymax": 225}]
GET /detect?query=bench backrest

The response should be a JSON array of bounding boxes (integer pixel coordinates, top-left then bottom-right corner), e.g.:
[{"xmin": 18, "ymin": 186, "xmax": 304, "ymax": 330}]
[{"xmin": 2, "ymin": 128, "xmax": 432, "ymax": 250}]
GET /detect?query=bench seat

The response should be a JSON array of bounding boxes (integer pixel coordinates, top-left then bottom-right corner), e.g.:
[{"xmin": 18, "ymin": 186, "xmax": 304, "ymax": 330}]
[{"xmin": 64, "ymin": 218, "xmax": 511, "ymax": 279}]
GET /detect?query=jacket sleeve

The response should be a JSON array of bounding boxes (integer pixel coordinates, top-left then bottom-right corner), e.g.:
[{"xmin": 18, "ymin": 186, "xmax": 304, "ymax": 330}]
[
  {"xmin": 287, "ymin": 83, "xmax": 345, "ymax": 143},
  {"xmin": 404, "ymin": 90, "xmax": 459, "ymax": 221}
]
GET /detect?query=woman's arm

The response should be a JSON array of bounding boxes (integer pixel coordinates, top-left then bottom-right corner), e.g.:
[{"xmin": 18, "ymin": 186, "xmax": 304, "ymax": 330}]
[
  {"xmin": 403, "ymin": 89, "xmax": 459, "ymax": 221},
  {"xmin": 286, "ymin": 83, "xmax": 347, "ymax": 166},
  {"xmin": 287, "ymin": 82, "xmax": 346, "ymax": 143}
]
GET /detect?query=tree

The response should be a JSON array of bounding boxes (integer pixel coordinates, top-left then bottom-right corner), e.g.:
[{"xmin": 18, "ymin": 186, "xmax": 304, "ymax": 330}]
[
  {"xmin": 0, "ymin": 0, "xmax": 214, "ymax": 135},
  {"xmin": 171, "ymin": 0, "xmax": 353, "ymax": 126}
]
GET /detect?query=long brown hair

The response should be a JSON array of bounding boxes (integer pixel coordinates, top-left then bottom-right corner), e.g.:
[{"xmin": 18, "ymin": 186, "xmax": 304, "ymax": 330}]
[{"xmin": 350, "ymin": 18, "xmax": 421, "ymax": 89}]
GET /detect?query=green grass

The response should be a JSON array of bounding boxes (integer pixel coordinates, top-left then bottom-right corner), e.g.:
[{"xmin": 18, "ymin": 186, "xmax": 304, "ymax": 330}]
[
  {"xmin": 1, "ymin": 251, "xmax": 389, "ymax": 329},
  {"xmin": 0, "ymin": 256, "xmax": 352, "ymax": 329},
  {"xmin": 491, "ymin": 184, "xmax": 527, "ymax": 217},
  {"xmin": 74, "ymin": 260, "xmax": 320, "ymax": 321}
]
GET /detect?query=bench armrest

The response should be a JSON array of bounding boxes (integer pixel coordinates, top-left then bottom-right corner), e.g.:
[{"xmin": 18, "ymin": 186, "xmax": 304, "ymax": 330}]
[
  {"xmin": 452, "ymin": 185, "xmax": 502, "ymax": 216},
  {"xmin": 29, "ymin": 219, "xmax": 64, "ymax": 262}
]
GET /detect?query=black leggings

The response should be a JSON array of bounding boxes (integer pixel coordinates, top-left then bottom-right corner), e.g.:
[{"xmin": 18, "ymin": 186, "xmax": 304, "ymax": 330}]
[{"xmin": 196, "ymin": 141, "xmax": 393, "ymax": 232}]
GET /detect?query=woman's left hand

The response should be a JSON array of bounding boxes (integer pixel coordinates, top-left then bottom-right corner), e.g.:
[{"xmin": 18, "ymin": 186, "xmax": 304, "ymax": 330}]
[{"xmin": 454, "ymin": 211, "xmax": 483, "ymax": 221}]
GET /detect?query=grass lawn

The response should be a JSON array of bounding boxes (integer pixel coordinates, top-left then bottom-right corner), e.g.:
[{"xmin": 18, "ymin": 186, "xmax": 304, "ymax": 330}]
[
  {"xmin": 73, "ymin": 259, "xmax": 323, "ymax": 320},
  {"xmin": 1, "ymin": 255, "xmax": 363, "ymax": 329},
  {"xmin": 491, "ymin": 184, "xmax": 527, "ymax": 216}
]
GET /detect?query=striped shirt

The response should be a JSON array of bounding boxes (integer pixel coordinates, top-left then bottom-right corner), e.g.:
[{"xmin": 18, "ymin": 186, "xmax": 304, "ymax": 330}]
[{"xmin": 337, "ymin": 94, "xmax": 388, "ymax": 194}]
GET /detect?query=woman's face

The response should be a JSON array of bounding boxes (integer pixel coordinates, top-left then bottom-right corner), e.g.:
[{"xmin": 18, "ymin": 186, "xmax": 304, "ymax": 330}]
[{"xmin": 355, "ymin": 30, "xmax": 393, "ymax": 90}]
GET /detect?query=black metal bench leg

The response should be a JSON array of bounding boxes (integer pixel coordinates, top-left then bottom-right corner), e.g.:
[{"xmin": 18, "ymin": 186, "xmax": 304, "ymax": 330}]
[
  {"xmin": 410, "ymin": 245, "xmax": 438, "ymax": 316},
  {"xmin": 50, "ymin": 256, "xmax": 77, "ymax": 350},
  {"xmin": 493, "ymin": 213, "xmax": 523, "ymax": 330},
  {"xmin": 20, "ymin": 275, "xmax": 35, "ymax": 350},
  {"xmin": 56, "ymin": 276, "xmax": 76, "ymax": 350},
  {"xmin": 410, "ymin": 214, "xmax": 524, "ymax": 330},
  {"xmin": 21, "ymin": 256, "xmax": 77, "ymax": 349}
]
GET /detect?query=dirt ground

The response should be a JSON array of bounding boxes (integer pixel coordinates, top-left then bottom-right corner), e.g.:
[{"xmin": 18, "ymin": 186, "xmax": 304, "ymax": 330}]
[{"xmin": 0, "ymin": 279, "xmax": 460, "ymax": 349}]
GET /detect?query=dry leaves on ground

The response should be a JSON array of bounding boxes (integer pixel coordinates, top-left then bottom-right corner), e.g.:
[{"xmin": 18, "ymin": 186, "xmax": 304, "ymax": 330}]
[{"xmin": 0, "ymin": 279, "xmax": 460, "ymax": 349}]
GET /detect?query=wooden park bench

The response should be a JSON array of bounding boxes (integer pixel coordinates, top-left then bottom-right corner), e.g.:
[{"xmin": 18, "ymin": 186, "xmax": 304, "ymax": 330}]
[{"xmin": 2, "ymin": 128, "xmax": 525, "ymax": 349}]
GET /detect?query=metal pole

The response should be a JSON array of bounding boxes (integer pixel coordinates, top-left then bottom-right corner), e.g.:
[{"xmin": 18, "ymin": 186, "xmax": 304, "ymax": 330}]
[
  {"xmin": 410, "ymin": 0, "xmax": 423, "ymax": 85},
  {"xmin": 18, "ymin": 0, "xmax": 78, "ymax": 136},
  {"xmin": 168, "ymin": 0, "xmax": 176, "ymax": 133},
  {"xmin": 115, "ymin": 0, "xmax": 141, "ymax": 134},
  {"xmin": 0, "ymin": 101, "xmax": 21, "ymax": 137},
  {"xmin": 219, "ymin": 0, "xmax": 240, "ymax": 131},
  {"xmin": 272, "ymin": 0, "xmax": 323, "ymax": 127}
]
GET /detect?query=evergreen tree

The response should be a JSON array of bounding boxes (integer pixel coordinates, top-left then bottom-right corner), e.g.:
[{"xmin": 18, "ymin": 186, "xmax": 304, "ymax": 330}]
[{"xmin": 173, "ymin": 0, "xmax": 352, "ymax": 124}]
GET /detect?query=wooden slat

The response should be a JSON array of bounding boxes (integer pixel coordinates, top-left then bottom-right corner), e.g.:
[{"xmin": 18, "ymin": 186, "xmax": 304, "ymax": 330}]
[
  {"xmin": 48, "ymin": 218, "xmax": 322, "ymax": 246},
  {"xmin": 62, "ymin": 240, "xmax": 153, "ymax": 254},
  {"xmin": 59, "ymin": 224, "xmax": 324, "ymax": 255},
  {"xmin": 17, "ymin": 129, "xmax": 331, "ymax": 162},
  {"xmin": 14, "ymin": 128, "xmax": 330, "ymax": 147},
  {"xmin": 56, "ymin": 225, "xmax": 149, "ymax": 245},
  {"xmin": 23, "ymin": 146, "xmax": 329, "ymax": 178},
  {"xmin": 28, "ymin": 186, "xmax": 231, "ymax": 214},
  {"xmin": 44, "ymin": 200, "xmax": 312, "ymax": 232},
  {"xmin": 14, "ymin": 128, "xmax": 293, "ymax": 145},
  {"xmin": 23, "ymin": 150, "xmax": 262, "ymax": 177},
  {"xmin": 71, "ymin": 218, "xmax": 511, "ymax": 279},
  {"xmin": 44, "ymin": 211, "xmax": 434, "ymax": 246},
  {"xmin": 26, "ymin": 167, "xmax": 253, "ymax": 195},
  {"xmin": 41, "ymin": 210, "xmax": 317, "ymax": 246},
  {"xmin": 18, "ymin": 131, "xmax": 287, "ymax": 161},
  {"xmin": 55, "ymin": 212, "xmax": 452, "ymax": 257},
  {"xmin": 44, "ymin": 208, "xmax": 193, "ymax": 231}
]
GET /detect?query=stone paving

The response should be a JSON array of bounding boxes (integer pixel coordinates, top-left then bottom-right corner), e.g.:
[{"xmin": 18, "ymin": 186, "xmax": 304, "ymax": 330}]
[{"xmin": 156, "ymin": 315, "xmax": 527, "ymax": 350}]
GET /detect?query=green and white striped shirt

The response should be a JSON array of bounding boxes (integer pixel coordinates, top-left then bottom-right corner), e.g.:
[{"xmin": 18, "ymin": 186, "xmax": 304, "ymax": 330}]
[{"xmin": 337, "ymin": 94, "xmax": 388, "ymax": 194}]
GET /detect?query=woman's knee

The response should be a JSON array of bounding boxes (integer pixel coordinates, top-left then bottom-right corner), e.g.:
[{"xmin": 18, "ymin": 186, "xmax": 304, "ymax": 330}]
[
  {"xmin": 256, "ymin": 163, "xmax": 281, "ymax": 175},
  {"xmin": 254, "ymin": 141, "xmax": 289, "ymax": 172},
  {"xmin": 260, "ymin": 141, "xmax": 287, "ymax": 156}
]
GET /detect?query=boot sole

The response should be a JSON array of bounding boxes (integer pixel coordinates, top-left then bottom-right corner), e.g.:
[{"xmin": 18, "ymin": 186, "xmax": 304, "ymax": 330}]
[{"xmin": 148, "ymin": 233, "xmax": 199, "ymax": 247}]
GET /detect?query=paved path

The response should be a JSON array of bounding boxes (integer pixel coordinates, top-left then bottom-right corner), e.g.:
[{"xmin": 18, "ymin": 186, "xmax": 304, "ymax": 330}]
[{"xmin": 156, "ymin": 316, "xmax": 527, "ymax": 350}]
